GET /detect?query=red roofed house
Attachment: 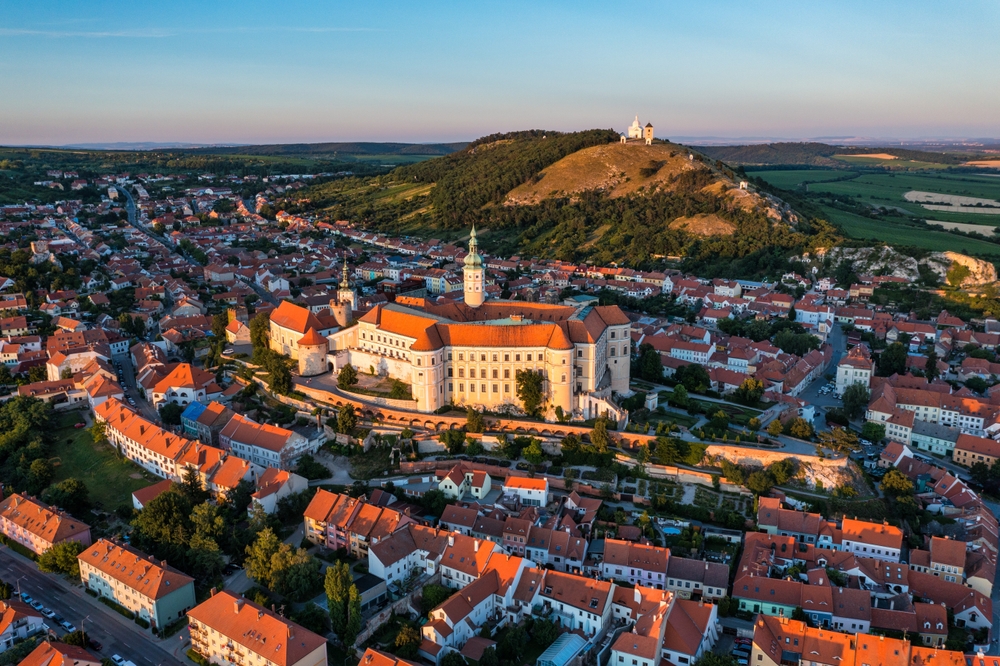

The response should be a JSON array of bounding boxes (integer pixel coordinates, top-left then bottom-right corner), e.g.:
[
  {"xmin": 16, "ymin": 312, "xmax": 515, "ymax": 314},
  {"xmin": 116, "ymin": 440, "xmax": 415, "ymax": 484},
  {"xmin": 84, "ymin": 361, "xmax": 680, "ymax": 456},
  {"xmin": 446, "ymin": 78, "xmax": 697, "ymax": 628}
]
[{"xmin": 0, "ymin": 493, "xmax": 91, "ymax": 555}]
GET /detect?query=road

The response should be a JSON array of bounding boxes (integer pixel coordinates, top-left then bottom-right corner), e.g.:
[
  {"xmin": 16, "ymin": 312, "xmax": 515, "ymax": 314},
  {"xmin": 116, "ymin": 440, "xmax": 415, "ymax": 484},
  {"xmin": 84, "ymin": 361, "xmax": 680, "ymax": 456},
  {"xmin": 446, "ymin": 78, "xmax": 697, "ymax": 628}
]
[
  {"xmin": 113, "ymin": 354, "xmax": 161, "ymax": 422},
  {"xmin": 0, "ymin": 549, "xmax": 184, "ymax": 666}
]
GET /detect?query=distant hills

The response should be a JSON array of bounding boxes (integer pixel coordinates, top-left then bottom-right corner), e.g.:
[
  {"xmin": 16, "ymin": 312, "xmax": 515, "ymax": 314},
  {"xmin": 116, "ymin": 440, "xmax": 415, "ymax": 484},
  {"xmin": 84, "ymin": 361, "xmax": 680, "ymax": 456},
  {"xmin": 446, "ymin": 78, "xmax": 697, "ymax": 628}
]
[
  {"xmin": 177, "ymin": 142, "xmax": 468, "ymax": 157},
  {"xmin": 694, "ymin": 142, "xmax": 972, "ymax": 167}
]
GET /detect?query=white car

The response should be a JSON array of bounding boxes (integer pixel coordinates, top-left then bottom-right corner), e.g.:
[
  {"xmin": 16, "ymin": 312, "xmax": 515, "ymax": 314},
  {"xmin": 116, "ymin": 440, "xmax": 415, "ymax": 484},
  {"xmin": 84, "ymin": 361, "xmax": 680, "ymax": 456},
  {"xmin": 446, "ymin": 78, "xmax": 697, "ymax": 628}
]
[{"xmin": 111, "ymin": 656, "xmax": 126, "ymax": 666}]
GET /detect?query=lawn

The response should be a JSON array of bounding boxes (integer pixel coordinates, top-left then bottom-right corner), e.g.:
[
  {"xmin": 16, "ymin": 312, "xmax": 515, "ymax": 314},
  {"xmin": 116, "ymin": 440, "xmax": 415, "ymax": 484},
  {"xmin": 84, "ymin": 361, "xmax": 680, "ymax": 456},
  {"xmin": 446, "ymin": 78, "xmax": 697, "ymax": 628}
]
[
  {"xmin": 49, "ymin": 418, "xmax": 158, "ymax": 512},
  {"xmin": 694, "ymin": 401, "xmax": 761, "ymax": 426},
  {"xmin": 648, "ymin": 410, "xmax": 699, "ymax": 429}
]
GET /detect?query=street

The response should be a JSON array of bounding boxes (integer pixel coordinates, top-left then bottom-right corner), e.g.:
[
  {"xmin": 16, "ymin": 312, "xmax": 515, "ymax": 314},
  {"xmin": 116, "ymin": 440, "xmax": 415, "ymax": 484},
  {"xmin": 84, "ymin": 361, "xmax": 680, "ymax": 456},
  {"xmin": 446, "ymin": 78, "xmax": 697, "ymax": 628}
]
[{"xmin": 0, "ymin": 549, "xmax": 184, "ymax": 666}]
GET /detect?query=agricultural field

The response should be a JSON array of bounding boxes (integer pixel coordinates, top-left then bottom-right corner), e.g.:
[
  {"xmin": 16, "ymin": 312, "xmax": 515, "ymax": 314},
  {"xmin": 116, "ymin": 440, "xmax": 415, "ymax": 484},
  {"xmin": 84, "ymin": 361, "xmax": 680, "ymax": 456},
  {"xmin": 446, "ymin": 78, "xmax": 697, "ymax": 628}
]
[
  {"xmin": 751, "ymin": 166, "xmax": 1000, "ymax": 257},
  {"xmin": 814, "ymin": 204, "xmax": 1000, "ymax": 259},
  {"xmin": 753, "ymin": 169, "xmax": 854, "ymax": 190}
]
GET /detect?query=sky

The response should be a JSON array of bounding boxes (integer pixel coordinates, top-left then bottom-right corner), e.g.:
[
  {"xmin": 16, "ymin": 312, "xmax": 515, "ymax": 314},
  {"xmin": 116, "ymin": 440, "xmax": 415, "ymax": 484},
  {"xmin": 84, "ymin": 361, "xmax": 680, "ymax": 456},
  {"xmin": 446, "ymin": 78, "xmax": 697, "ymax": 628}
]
[{"xmin": 2, "ymin": 0, "xmax": 999, "ymax": 145}]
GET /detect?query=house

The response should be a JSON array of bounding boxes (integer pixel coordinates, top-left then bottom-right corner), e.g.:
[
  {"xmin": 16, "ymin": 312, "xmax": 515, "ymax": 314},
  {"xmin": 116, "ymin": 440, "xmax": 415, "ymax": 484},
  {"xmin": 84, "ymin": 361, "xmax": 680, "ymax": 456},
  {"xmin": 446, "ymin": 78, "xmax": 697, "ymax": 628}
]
[
  {"xmin": 841, "ymin": 518, "xmax": 902, "ymax": 562},
  {"xmin": 219, "ymin": 413, "xmax": 322, "ymax": 470},
  {"xmin": 78, "ymin": 538, "xmax": 196, "ymax": 630},
  {"xmin": 148, "ymin": 363, "xmax": 222, "ymax": 409},
  {"xmin": 953, "ymin": 433, "xmax": 1000, "ymax": 469},
  {"xmin": 250, "ymin": 468, "xmax": 308, "ymax": 515},
  {"xmin": 0, "ymin": 600, "xmax": 45, "ymax": 652},
  {"xmin": 501, "ymin": 476, "xmax": 548, "ymax": 507},
  {"xmin": 836, "ymin": 344, "xmax": 874, "ymax": 396},
  {"xmin": 535, "ymin": 569, "xmax": 613, "ymax": 638},
  {"xmin": 187, "ymin": 591, "xmax": 327, "ymax": 666},
  {"xmin": 180, "ymin": 401, "xmax": 236, "ymax": 446},
  {"xmin": 437, "ymin": 463, "xmax": 492, "ymax": 501},
  {"xmin": 18, "ymin": 641, "xmax": 101, "ymax": 666},
  {"xmin": 0, "ymin": 493, "xmax": 92, "ymax": 555},
  {"xmin": 303, "ymin": 490, "xmax": 410, "ymax": 557}
]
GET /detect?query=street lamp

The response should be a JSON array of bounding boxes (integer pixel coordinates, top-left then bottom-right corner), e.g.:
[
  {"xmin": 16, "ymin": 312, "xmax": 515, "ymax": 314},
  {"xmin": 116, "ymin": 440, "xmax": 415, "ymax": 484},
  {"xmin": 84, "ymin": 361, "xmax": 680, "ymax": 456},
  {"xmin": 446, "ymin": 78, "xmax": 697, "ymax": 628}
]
[
  {"xmin": 15, "ymin": 576, "xmax": 25, "ymax": 599},
  {"xmin": 81, "ymin": 615, "xmax": 91, "ymax": 641}
]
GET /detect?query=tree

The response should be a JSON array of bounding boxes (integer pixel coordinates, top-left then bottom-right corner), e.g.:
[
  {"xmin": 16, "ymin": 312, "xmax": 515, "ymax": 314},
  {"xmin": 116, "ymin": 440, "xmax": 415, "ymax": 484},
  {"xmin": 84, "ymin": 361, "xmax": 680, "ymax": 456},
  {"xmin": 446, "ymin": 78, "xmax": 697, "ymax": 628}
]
[
  {"xmin": 440, "ymin": 429, "xmax": 465, "ymax": 455},
  {"xmin": 41, "ymin": 478, "xmax": 89, "ymax": 514},
  {"xmin": 479, "ymin": 647, "xmax": 499, "ymax": 666},
  {"xmin": 337, "ymin": 364, "xmax": 358, "ymax": 390},
  {"xmin": 861, "ymin": 422, "xmax": 886, "ymax": 443},
  {"xmin": 817, "ymin": 427, "xmax": 859, "ymax": 453},
  {"xmin": 515, "ymin": 369, "xmax": 544, "ymax": 418},
  {"xmin": 841, "ymin": 382, "xmax": 871, "ymax": 420},
  {"xmin": 746, "ymin": 470, "xmax": 775, "ymax": 494},
  {"xmin": 965, "ymin": 376, "xmax": 990, "ymax": 394},
  {"xmin": 524, "ymin": 439, "xmax": 545, "ymax": 465},
  {"xmin": 395, "ymin": 625, "xmax": 422, "ymax": 659},
  {"xmin": 466, "ymin": 407, "xmax": 485, "ymax": 433},
  {"xmin": 159, "ymin": 402, "xmax": 184, "ymax": 425},
  {"xmin": 946, "ymin": 261, "xmax": 971, "ymax": 288},
  {"xmin": 881, "ymin": 469, "xmax": 915, "ymax": 498},
  {"xmin": 441, "ymin": 653, "xmax": 468, "ymax": 666},
  {"xmin": 670, "ymin": 384, "xmax": 690, "ymax": 408},
  {"xmin": 344, "ymin": 585, "xmax": 362, "ymax": 646},
  {"xmin": 325, "ymin": 561, "xmax": 351, "ymax": 634},
  {"xmin": 269, "ymin": 546, "xmax": 321, "ymax": 601},
  {"xmin": 336, "ymin": 403, "xmax": 357, "ymax": 434},
  {"xmin": 244, "ymin": 528, "xmax": 281, "ymax": 585},
  {"xmin": 181, "ymin": 466, "xmax": 210, "ymax": 505},
  {"xmin": 785, "ymin": 417, "xmax": 814, "ymax": 439},
  {"xmin": 266, "ymin": 356, "xmax": 292, "ymax": 395},
  {"xmin": 421, "ymin": 583, "xmax": 453, "ymax": 614},
  {"xmin": 734, "ymin": 377, "xmax": 765, "ymax": 405},
  {"xmin": 748, "ymin": 417, "xmax": 761, "ymax": 431},
  {"xmin": 925, "ymin": 349, "xmax": 940, "ymax": 382},
  {"xmin": 693, "ymin": 653, "xmax": 738, "ymax": 666},
  {"xmin": 675, "ymin": 364, "xmax": 710, "ymax": 393},
  {"xmin": 27, "ymin": 458, "xmax": 53, "ymax": 494},
  {"xmin": 422, "ymin": 489, "xmax": 448, "ymax": 517},
  {"xmin": 768, "ymin": 458, "xmax": 796, "ymax": 485},
  {"xmin": 637, "ymin": 344, "xmax": 663, "ymax": 382},
  {"xmin": 590, "ymin": 418, "xmax": 610, "ymax": 452},
  {"xmin": 212, "ymin": 313, "xmax": 228, "ymax": 340},
  {"xmin": 249, "ymin": 312, "xmax": 271, "ymax": 360},
  {"xmin": 38, "ymin": 541, "xmax": 84, "ymax": 577},
  {"xmin": 767, "ymin": 419, "xmax": 784, "ymax": 437},
  {"xmin": 877, "ymin": 343, "xmax": 908, "ymax": 377}
]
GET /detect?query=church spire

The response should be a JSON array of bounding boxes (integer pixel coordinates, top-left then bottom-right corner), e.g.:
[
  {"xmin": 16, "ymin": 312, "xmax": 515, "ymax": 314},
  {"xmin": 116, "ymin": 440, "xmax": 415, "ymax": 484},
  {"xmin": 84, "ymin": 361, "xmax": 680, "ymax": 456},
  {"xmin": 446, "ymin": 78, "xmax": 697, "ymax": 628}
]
[{"xmin": 340, "ymin": 252, "xmax": 350, "ymax": 289}]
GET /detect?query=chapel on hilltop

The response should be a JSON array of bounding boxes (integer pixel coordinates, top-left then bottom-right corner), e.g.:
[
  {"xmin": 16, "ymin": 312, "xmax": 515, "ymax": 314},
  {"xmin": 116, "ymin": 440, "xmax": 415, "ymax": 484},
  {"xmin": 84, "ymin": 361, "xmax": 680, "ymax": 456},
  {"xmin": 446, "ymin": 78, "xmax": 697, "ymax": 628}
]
[{"xmin": 621, "ymin": 115, "xmax": 654, "ymax": 145}]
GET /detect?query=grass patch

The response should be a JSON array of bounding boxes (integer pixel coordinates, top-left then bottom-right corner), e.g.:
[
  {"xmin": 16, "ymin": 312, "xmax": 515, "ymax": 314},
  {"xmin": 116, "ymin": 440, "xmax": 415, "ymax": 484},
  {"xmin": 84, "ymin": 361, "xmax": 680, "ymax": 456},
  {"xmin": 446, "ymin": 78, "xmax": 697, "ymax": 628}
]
[
  {"xmin": 50, "ymin": 426, "xmax": 158, "ymax": 511},
  {"xmin": 347, "ymin": 448, "xmax": 392, "ymax": 480}
]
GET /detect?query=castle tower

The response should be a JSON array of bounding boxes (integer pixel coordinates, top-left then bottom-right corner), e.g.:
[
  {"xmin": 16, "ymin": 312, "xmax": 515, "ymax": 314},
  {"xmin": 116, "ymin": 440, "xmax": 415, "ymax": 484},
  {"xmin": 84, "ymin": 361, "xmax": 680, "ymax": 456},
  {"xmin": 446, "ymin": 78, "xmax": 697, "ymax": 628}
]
[
  {"xmin": 463, "ymin": 225, "xmax": 485, "ymax": 308},
  {"xmin": 296, "ymin": 328, "xmax": 328, "ymax": 377},
  {"xmin": 644, "ymin": 123, "xmax": 654, "ymax": 145}
]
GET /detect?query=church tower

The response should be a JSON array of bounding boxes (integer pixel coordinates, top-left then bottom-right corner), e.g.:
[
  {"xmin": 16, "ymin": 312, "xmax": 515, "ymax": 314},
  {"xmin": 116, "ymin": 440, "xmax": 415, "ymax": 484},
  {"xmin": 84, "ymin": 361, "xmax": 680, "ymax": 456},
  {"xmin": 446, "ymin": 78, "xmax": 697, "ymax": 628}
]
[
  {"xmin": 330, "ymin": 254, "xmax": 356, "ymax": 327},
  {"xmin": 463, "ymin": 225, "xmax": 485, "ymax": 308}
]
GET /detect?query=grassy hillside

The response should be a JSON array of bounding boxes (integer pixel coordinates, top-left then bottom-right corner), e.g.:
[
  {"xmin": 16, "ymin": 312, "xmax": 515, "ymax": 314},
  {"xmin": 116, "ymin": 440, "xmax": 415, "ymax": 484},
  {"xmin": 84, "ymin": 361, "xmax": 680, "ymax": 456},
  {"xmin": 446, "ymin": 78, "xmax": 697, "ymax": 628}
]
[
  {"xmin": 285, "ymin": 129, "xmax": 834, "ymax": 278},
  {"xmin": 179, "ymin": 141, "xmax": 467, "ymax": 159}
]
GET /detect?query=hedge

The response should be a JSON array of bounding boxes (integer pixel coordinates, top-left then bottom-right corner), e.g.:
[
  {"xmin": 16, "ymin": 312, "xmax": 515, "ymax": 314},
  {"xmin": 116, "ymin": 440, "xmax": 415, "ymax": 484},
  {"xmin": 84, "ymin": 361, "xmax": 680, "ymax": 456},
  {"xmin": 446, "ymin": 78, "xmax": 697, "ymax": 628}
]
[
  {"xmin": 187, "ymin": 649, "xmax": 210, "ymax": 666},
  {"xmin": 0, "ymin": 535, "xmax": 37, "ymax": 561},
  {"xmin": 98, "ymin": 595, "xmax": 136, "ymax": 620},
  {"xmin": 134, "ymin": 616, "xmax": 149, "ymax": 629}
]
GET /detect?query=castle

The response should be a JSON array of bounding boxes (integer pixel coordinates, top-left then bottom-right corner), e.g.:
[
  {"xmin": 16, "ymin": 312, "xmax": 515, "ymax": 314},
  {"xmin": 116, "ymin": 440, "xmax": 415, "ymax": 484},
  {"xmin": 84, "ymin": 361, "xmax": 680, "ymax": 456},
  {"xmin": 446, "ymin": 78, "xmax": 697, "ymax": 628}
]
[
  {"xmin": 621, "ymin": 115, "xmax": 654, "ymax": 145},
  {"xmin": 269, "ymin": 228, "xmax": 631, "ymax": 421}
]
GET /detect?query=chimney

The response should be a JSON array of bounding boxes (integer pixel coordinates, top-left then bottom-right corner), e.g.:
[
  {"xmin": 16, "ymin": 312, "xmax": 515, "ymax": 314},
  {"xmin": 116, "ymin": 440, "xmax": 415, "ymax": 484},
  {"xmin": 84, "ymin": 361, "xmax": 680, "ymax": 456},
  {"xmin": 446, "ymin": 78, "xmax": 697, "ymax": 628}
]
[
  {"xmin": 474, "ymin": 540, "xmax": 479, "ymax": 552},
  {"xmin": 234, "ymin": 598, "xmax": 244, "ymax": 613},
  {"xmin": 448, "ymin": 535, "xmax": 454, "ymax": 547},
  {"xmin": 210, "ymin": 587, "xmax": 217, "ymax": 596}
]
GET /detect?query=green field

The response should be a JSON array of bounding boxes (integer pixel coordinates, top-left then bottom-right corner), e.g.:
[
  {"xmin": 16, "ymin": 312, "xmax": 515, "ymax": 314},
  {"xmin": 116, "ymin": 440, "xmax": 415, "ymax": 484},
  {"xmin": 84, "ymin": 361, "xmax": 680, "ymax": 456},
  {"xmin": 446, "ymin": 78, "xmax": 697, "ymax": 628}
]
[
  {"xmin": 815, "ymin": 204, "xmax": 1000, "ymax": 258},
  {"xmin": 752, "ymin": 169, "xmax": 855, "ymax": 190},
  {"xmin": 50, "ymin": 411, "xmax": 158, "ymax": 511},
  {"xmin": 831, "ymin": 155, "xmax": 949, "ymax": 169}
]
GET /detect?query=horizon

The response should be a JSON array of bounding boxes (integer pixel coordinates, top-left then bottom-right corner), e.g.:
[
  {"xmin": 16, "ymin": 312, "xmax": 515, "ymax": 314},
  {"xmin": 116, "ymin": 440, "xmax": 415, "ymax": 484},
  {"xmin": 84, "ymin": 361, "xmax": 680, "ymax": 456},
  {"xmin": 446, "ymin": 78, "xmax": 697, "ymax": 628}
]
[{"xmin": 2, "ymin": 1, "xmax": 999, "ymax": 145}]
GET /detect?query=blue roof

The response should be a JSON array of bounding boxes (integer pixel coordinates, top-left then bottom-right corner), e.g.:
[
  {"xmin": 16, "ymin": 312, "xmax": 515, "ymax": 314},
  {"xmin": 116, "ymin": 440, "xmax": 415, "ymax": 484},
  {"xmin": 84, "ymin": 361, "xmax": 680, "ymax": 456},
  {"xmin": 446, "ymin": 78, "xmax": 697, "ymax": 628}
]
[
  {"xmin": 537, "ymin": 633, "xmax": 587, "ymax": 666},
  {"xmin": 180, "ymin": 401, "xmax": 207, "ymax": 422}
]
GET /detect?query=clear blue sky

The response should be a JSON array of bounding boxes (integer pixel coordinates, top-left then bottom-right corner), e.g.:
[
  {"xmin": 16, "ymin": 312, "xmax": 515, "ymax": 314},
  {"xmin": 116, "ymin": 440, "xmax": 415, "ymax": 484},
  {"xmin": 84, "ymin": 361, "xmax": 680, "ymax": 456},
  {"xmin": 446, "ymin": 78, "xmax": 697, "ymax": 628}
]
[{"xmin": 2, "ymin": 0, "xmax": 999, "ymax": 145}]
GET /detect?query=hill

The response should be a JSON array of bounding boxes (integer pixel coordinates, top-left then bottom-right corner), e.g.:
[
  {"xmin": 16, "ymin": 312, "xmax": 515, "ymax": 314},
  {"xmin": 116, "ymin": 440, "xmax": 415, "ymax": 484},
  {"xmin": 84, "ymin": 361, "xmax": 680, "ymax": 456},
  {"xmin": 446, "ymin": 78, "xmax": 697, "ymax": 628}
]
[{"xmin": 287, "ymin": 129, "xmax": 825, "ymax": 277}]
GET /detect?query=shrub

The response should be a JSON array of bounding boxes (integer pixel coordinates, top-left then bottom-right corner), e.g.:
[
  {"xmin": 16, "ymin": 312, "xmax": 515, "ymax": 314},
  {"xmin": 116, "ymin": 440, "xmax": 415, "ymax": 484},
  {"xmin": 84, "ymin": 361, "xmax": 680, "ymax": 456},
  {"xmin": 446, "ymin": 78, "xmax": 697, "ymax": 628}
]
[
  {"xmin": 187, "ymin": 649, "xmax": 210, "ymax": 666},
  {"xmin": 135, "ymin": 616, "xmax": 150, "ymax": 629}
]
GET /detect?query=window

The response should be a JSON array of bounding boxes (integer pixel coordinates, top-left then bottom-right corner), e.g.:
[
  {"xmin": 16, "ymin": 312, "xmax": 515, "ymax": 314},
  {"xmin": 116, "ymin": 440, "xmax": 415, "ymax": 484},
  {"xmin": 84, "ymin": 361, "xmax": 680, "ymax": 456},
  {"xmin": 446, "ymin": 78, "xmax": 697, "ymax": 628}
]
[
  {"xmin": 493, "ymin": 384, "xmax": 498, "ymax": 393},
  {"xmin": 480, "ymin": 354, "xmax": 486, "ymax": 361},
  {"xmin": 448, "ymin": 383, "xmax": 453, "ymax": 392},
  {"xmin": 459, "ymin": 383, "xmax": 464, "ymax": 391},
  {"xmin": 504, "ymin": 369, "xmax": 510, "ymax": 379},
  {"xmin": 448, "ymin": 353, "xmax": 452, "ymax": 360},
  {"xmin": 459, "ymin": 369, "xmax": 464, "ymax": 378},
  {"xmin": 492, "ymin": 354, "xmax": 498, "ymax": 361},
  {"xmin": 611, "ymin": 331, "xmax": 616, "ymax": 339},
  {"xmin": 504, "ymin": 384, "xmax": 510, "ymax": 393},
  {"xmin": 458, "ymin": 353, "xmax": 464, "ymax": 360},
  {"xmin": 448, "ymin": 368, "xmax": 453, "ymax": 377},
  {"xmin": 527, "ymin": 354, "xmax": 532, "ymax": 361},
  {"xmin": 481, "ymin": 384, "xmax": 486, "ymax": 393},
  {"xmin": 516, "ymin": 354, "xmax": 521, "ymax": 361},
  {"xmin": 577, "ymin": 350, "xmax": 583, "ymax": 357},
  {"xmin": 493, "ymin": 369, "xmax": 498, "ymax": 379},
  {"xmin": 504, "ymin": 354, "xmax": 510, "ymax": 361}
]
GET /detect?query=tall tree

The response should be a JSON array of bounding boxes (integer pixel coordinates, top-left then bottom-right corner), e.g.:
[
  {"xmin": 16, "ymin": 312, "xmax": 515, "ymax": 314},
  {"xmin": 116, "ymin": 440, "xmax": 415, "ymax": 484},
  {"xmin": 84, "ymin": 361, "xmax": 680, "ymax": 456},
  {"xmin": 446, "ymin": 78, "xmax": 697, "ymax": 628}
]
[
  {"xmin": 841, "ymin": 382, "xmax": 871, "ymax": 420},
  {"xmin": 325, "ymin": 561, "xmax": 351, "ymax": 634},
  {"xmin": 244, "ymin": 528, "xmax": 281, "ymax": 586},
  {"xmin": 515, "ymin": 369, "xmax": 544, "ymax": 418},
  {"xmin": 877, "ymin": 342, "xmax": 908, "ymax": 377},
  {"xmin": 344, "ymin": 585, "xmax": 362, "ymax": 646},
  {"xmin": 925, "ymin": 349, "xmax": 940, "ymax": 382}
]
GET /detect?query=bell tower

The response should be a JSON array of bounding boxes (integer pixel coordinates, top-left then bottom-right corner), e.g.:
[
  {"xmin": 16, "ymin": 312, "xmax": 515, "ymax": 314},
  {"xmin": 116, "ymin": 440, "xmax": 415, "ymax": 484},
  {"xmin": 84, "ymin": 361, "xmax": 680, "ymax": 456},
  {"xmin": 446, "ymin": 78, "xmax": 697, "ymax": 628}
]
[{"xmin": 463, "ymin": 225, "xmax": 485, "ymax": 308}]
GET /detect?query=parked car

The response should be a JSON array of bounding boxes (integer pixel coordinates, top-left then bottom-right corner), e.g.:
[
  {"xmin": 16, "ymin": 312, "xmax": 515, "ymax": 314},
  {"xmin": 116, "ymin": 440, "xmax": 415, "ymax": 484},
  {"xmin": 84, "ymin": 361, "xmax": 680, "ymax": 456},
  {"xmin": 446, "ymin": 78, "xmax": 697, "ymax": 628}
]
[
  {"xmin": 59, "ymin": 620, "xmax": 76, "ymax": 633},
  {"xmin": 73, "ymin": 422, "xmax": 86, "ymax": 429},
  {"xmin": 111, "ymin": 655, "xmax": 126, "ymax": 666},
  {"xmin": 41, "ymin": 608, "xmax": 56, "ymax": 619},
  {"xmin": 30, "ymin": 600, "xmax": 44, "ymax": 611},
  {"xmin": 87, "ymin": 638, "xmax": 103, "ymax": 652},
  {"xmin": 19, "ymin": 594, "xmax": 33, "ymax": 604}
]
